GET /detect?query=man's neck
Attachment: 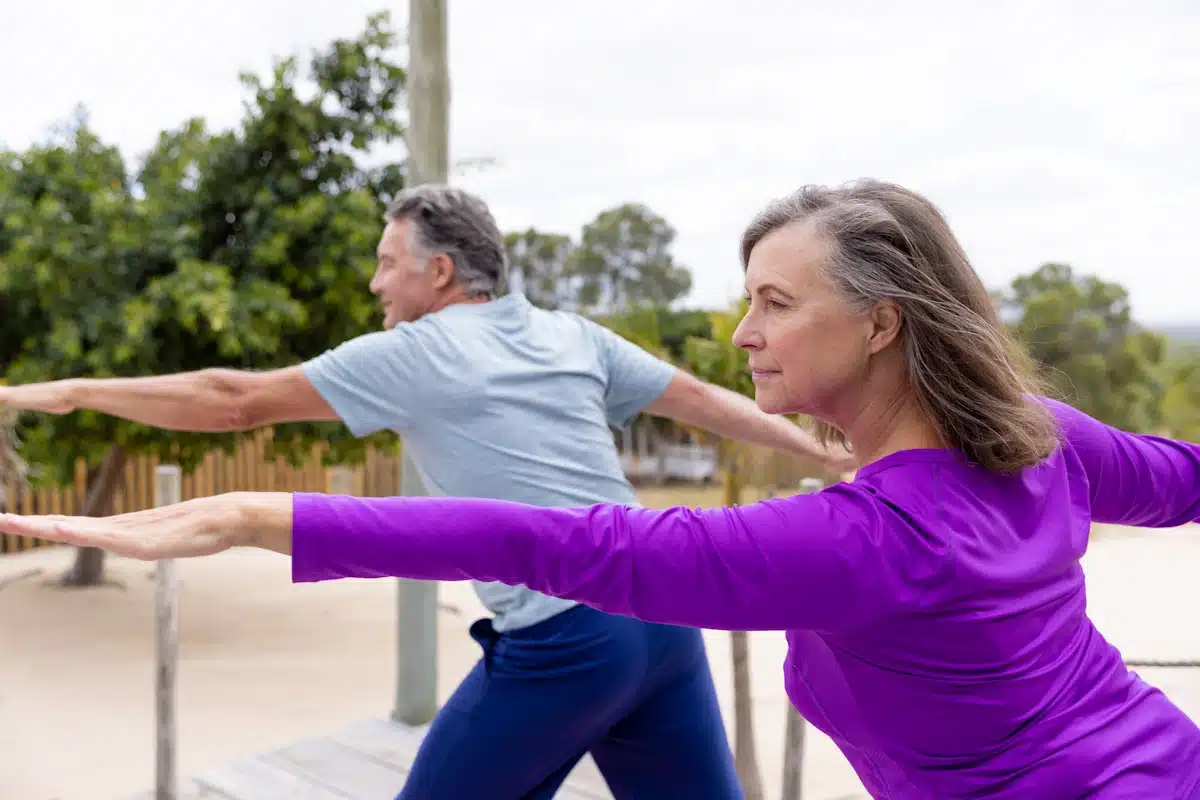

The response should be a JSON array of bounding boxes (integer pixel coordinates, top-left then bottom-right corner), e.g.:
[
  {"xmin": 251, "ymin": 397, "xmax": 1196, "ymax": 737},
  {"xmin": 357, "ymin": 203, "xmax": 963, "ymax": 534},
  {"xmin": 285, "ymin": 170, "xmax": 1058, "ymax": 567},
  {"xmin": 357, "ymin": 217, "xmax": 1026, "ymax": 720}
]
[{"xmin": 428, "ymin": 291, "xmax": 494, "ymax": 315}]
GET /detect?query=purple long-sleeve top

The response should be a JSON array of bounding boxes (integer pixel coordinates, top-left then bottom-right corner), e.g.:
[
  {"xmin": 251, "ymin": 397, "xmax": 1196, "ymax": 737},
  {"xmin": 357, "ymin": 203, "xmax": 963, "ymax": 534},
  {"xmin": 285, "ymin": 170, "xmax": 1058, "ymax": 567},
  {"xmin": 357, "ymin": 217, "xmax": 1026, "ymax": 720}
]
[{"xmin": 292, "ymin": 399, "xmax": 1200, "ymax": 798}]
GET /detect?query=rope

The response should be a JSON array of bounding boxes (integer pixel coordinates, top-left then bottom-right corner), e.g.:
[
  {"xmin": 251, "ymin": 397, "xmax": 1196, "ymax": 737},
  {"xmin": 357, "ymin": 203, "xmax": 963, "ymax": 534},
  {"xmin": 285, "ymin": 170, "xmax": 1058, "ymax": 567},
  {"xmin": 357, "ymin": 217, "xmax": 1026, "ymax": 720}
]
[{"xmin": 1124, "ymin": 659, "xmax": 1200, "ymax": 668}]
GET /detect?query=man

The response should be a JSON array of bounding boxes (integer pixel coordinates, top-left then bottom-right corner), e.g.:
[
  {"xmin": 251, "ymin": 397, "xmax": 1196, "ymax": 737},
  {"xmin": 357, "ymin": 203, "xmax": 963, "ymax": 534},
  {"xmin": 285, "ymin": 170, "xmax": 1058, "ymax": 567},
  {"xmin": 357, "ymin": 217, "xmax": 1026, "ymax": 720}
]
[{"xmin": 1, "ymin": 185, "xmax": 851, "ymax": 799}]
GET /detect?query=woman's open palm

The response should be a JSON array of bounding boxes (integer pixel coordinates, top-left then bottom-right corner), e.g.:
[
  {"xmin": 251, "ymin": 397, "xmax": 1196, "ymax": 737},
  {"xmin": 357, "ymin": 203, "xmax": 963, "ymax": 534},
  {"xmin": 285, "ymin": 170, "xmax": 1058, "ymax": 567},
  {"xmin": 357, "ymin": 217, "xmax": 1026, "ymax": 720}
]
[{"xmin": 0, "ymin": 498, "xmax": 237, "ymax": 561}]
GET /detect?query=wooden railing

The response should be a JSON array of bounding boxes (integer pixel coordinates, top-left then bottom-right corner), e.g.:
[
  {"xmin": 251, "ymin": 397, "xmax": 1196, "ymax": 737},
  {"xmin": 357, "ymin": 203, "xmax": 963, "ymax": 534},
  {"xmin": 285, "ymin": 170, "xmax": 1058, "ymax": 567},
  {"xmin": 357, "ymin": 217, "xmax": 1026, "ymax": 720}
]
[{"xmin": 0, "ymin": 431, "xmax": 401, "ymax": 555}]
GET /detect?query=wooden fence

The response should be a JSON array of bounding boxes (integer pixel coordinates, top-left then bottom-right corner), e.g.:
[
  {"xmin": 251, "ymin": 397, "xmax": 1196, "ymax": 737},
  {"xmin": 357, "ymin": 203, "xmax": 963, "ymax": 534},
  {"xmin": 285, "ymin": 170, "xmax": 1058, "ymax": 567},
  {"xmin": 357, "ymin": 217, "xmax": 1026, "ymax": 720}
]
[{"xmin": 0, "ymin": 432, "xmax": 401, "ymax": 555}]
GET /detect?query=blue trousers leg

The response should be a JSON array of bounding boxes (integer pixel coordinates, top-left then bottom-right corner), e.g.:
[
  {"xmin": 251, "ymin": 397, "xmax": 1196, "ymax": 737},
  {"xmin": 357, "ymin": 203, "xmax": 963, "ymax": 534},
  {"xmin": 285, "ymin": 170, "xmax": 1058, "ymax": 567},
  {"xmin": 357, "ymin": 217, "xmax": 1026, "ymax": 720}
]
[{"xmin": 395, "ymin": 605, "xmax": 741, "ymax": 799}]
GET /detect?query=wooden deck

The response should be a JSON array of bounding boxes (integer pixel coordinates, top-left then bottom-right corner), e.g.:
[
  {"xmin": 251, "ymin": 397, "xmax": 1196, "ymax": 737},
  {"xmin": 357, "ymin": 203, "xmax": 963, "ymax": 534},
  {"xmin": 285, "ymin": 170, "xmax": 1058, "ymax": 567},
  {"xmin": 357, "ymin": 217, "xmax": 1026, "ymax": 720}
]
[{"xmin": 125, "ymin": 718, "xmax": 613, "ymax": 799}]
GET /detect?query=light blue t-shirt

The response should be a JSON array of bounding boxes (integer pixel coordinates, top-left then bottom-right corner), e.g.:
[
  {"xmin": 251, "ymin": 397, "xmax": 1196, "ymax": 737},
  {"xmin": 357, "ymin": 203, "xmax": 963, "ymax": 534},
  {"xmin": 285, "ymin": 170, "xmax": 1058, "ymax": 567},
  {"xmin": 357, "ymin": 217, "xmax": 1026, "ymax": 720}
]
[{"xmin": 300, "ymin": 292, "xmax": 676, "ymax": 631}]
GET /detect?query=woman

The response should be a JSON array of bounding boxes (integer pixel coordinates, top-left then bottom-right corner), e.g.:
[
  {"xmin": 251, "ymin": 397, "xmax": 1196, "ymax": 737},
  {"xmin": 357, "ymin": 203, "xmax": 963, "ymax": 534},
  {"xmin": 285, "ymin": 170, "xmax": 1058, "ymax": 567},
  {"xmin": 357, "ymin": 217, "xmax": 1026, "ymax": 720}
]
[{"xmin": 5, "ymin": 179, "xmax": 1199, "ymax": 798}]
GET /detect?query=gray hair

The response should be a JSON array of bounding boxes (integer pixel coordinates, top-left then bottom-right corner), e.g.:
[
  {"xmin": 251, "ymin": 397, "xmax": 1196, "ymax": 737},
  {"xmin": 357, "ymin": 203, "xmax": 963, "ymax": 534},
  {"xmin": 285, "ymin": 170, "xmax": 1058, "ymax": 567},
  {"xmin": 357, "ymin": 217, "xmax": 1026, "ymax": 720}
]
[
  {"xmin": 386, "ymin": 185, "xmax": 507, "ymax": 296},
  {"xmin": 741, "ymin": 179, "xmax": 1057, "ymax": 474}
]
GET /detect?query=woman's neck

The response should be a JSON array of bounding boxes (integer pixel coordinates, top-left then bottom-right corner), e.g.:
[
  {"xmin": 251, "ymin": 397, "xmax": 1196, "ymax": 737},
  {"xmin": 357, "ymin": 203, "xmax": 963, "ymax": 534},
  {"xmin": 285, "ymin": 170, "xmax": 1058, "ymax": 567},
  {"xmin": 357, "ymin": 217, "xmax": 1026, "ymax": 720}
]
[{"xmin": 842, "ymin": 390, "xmax": 946, "ymax": 467}]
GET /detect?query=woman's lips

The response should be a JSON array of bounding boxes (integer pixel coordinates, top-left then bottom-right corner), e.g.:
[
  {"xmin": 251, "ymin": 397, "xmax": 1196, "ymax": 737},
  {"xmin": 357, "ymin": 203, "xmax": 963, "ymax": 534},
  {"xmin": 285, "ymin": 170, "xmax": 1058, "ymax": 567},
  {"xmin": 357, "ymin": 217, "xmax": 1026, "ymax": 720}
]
[{"xmin": 750, "ymin": 368, "xmax": 779, "ymax": 382}]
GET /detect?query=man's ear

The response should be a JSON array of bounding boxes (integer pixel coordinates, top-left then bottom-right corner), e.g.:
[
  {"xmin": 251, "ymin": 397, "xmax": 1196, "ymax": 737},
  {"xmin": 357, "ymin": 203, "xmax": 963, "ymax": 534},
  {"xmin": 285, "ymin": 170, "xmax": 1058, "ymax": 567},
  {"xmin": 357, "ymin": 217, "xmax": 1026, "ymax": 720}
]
[
  {"xmin": 867, "ymin": 301, "xmax": 902, "ymax": 355},
  {"xmin": 428, "ymin": 252, "xmax": 456, "ymax": 290}
]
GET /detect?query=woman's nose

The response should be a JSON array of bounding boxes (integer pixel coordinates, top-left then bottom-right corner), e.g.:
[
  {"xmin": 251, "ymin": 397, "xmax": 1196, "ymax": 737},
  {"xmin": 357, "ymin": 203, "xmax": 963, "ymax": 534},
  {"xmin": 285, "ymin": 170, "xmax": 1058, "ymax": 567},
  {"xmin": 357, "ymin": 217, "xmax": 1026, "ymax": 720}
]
[{"xmin": 732, "ymin": 316, "xmax": 762, "ymax": 350}]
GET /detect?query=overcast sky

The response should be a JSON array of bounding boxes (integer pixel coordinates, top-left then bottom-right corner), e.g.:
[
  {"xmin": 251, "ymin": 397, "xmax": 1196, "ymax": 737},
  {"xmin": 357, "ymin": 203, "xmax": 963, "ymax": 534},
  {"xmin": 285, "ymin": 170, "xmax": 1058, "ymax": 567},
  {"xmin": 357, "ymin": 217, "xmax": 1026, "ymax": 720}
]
[{"xmin": 3, "ymin": 1, "xmax": 1197, "ymax": 323}]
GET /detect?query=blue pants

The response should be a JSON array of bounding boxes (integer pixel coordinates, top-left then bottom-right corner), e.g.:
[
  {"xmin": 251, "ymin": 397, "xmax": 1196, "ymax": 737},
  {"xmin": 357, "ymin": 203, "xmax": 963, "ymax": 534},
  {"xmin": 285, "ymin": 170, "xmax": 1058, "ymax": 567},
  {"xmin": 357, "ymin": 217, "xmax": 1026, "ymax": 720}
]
[{"xmin": 397, "ymin": 604, "xmax": 743, "ymax": 799}]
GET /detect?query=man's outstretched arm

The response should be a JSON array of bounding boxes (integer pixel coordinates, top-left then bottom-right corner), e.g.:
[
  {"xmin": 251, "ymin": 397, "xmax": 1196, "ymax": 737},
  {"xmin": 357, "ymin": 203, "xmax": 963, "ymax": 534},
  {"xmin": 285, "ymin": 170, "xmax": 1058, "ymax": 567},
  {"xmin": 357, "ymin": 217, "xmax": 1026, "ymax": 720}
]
[
  {"xmin": 0, "ymin": 367, "xmax": 339, "ymax": 432},
  {"xmin": 644, "ymin": 371, "xmax": 853, "ymax": 469}
]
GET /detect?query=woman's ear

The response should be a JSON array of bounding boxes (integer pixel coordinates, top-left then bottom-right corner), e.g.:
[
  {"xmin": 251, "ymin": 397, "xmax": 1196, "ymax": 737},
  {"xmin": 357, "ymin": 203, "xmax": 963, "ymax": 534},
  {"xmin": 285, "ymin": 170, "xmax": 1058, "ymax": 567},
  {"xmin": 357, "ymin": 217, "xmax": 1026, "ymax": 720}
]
[{"xmin": 867, "ymin": 301, "xmax": 902, "ymax": 355}]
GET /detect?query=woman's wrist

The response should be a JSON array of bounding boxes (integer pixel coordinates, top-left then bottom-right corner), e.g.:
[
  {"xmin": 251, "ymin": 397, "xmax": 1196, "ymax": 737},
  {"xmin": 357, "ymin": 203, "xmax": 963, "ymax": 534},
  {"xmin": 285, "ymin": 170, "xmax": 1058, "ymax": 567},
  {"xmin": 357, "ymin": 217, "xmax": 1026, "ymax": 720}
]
[{"xmin": 224, "ymin": 492, "xmax": 294, "ymax": 554}]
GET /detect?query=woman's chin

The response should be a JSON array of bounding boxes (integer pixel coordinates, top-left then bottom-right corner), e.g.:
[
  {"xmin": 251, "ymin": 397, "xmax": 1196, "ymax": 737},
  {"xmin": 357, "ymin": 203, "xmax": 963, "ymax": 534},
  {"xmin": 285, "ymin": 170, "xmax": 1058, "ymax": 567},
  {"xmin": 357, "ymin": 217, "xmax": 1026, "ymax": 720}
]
[
  {"xmin": 753, "ymin": 391, "xmax": 792, "ymax": 416},
  {"xmin": 754, "ymin": 389, "xmax": 814, "ymax": 418}
]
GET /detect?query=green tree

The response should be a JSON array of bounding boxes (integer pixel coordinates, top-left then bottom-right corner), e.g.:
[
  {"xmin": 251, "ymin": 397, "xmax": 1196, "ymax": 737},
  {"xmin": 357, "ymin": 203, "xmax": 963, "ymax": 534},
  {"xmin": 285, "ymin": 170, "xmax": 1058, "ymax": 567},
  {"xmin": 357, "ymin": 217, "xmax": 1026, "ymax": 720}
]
[
  {"xmin": 655, "ymin": 308, "xmax": 713, "ymax": 362},
  {"xmin": 1001, "ymin": 263, "xmax": 1166, "ymax": 432},
  {"xmin": 182, "ymin": 11, "xmax": 407, "ymax": 468},
  {"xmin": 1162, "ymin": 356, "xmax": 1200, "ymax": 441},
  {"xmin": 595, "ymin": 306, "xmax": 717, "ymax": 456},
  {"xmin": 599, "ymin": 306, "xmax": 713, "ymax": 363},
  {"xmin": 0, "ymin": 12, "xmax": 407, "ymax": 585},
  {"xmin": 504, "ymin": 228, "xmax": 576, "ymax": 310},
  {"xmin": 0, "ymin": 113, "xmax": 177, "ymax": 584},
  {"xmin": 597, "ymin": 306, "xmax": 670, "ymax": 359},
  {"xmin": 572, "ymin": 203, "xmax": 692, "ymax": 313}
]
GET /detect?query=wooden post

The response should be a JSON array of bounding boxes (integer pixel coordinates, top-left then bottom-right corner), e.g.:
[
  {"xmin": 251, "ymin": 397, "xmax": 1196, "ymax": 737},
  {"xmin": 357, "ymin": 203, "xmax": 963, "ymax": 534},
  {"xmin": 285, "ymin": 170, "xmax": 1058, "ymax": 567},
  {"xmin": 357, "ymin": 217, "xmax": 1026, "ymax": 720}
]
[
  {"xmin": 725, "ymin": 443, "xmax": 764, "ymax": 800},
  {"xmin": 154, "ymin": 465, "xmax": 182, "ymax": 800},
  {"xmin": 781, "ymin": 477, "xmax": 824, "ymax": 800},
  {"xmin": 636, "ymin": 419, "xmax": 650, "ymax": 480},
  {"xmin": 391, "ymin": 0, "xmax": 449, "ymax": 728}
]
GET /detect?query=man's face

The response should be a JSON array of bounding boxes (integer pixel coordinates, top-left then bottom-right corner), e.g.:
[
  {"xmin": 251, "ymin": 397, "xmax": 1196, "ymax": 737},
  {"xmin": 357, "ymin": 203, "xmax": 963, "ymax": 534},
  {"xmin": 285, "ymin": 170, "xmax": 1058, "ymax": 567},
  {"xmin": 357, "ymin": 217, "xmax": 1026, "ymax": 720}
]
[{"xmin": 369, "ymin": 219, "xmax": 440, "ymax": 329}]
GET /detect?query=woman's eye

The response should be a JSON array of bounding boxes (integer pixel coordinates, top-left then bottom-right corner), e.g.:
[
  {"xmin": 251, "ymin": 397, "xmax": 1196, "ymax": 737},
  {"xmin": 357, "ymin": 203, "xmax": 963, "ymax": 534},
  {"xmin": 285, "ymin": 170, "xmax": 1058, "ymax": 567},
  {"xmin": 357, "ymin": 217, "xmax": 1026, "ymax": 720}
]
[{"xmin": 745, "ymin": 294, "xmax": 788, "ymax": 310}]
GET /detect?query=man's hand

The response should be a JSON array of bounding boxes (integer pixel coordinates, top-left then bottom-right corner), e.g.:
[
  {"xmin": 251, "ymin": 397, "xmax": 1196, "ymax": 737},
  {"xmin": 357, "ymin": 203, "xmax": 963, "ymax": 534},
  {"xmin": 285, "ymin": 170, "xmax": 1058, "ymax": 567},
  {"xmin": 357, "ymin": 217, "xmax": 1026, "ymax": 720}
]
[
  {"xmin": 817, "ymin": 443, "xmax": 858, "ymax": 474},
  {"xmin": 0, "ymin": 380, "xmax": 78, "ymax": 415}
]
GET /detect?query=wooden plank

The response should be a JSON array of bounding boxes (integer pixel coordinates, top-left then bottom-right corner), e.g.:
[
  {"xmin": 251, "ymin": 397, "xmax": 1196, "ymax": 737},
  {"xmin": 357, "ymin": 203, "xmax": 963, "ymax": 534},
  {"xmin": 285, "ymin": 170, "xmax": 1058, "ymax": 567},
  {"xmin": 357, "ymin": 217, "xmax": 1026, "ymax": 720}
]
[
  {"xmin": 124, "ymin": 776, "xmax": 228, "ymax": 799},
  {"xmin": 123, "ymin": 718, "xmax": 615, "ymax": 800},
  {"xmin": 326, "ymin": 718, "xmax": 428, "ymax": 772},
  {"xmin": 266, "ymin": 736, "xmax": 409, "ymax": 798},
  {"xmin": 193, "ymin": 756, "xmax": 348, "ymax": 800},
  {"xmin": 330, "ymin": 718, "xmax": 611, "ymax": 798}
]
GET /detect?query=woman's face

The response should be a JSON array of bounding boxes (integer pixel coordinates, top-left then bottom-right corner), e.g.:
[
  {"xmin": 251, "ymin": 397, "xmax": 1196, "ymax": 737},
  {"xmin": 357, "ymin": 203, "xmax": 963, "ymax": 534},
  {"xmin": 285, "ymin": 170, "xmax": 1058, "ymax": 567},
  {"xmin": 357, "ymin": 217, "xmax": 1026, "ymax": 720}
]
[{"xmin": 732, "ymin": 223, "xmax": 890, "ymax": 421}]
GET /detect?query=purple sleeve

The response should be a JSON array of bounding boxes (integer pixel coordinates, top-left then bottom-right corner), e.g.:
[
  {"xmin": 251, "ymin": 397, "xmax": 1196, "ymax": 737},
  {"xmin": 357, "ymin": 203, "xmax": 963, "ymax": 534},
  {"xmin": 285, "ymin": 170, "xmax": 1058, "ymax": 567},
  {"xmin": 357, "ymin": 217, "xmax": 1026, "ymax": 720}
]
[
  {"xmin": 290, "ymin": 487, "xmax": 921, "ymax": 632},
  {"xmin": 1048, "ymin": 398, "xmax": 1200, "ymax": 527}
]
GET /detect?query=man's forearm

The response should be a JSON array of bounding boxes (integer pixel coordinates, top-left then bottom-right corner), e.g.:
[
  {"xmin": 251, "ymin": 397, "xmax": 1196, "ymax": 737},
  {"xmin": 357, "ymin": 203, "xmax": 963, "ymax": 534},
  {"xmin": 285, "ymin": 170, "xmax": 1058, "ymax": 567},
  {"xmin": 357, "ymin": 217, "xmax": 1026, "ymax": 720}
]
[
  {"xmin": 68, "ymin": 370, "xmax": 253, "ymax": 432},
  {"xmin": 645, "ymin": 373, "xmax": 838, "ymax": 463},
  {"xmin": 689, "ymin": 383, "xmax": 831, "ymax": 460}
]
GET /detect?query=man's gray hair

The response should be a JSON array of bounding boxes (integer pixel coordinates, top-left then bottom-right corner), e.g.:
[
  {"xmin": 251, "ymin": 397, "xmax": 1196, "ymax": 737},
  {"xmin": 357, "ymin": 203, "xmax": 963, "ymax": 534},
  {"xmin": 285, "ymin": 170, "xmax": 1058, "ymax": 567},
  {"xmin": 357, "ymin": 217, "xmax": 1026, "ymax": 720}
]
[{"xmin": 386, "ymin": 185, "xmax": 507, "ymax": 296}]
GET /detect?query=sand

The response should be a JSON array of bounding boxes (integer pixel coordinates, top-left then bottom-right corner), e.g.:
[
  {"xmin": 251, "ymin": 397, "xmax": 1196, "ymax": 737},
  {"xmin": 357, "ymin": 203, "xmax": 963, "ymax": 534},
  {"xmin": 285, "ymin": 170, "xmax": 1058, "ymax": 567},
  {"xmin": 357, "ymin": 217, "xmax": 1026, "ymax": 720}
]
[{"xmin": 2, "ymin": 524, "xmax": 1199, "ymax": 800}]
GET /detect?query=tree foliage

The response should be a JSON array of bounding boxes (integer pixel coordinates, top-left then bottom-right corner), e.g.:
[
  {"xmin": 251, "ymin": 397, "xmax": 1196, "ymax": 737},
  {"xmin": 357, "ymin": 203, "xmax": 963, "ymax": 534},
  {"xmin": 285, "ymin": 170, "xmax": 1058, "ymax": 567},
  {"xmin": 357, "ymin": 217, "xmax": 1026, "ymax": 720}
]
[
  {"xmin": 1162, "ymin": 356, "xmax": 1200, "ymax": 441},
  {"xmin": 504, "ymin": 204, "xmax": 693, "ymax": 315},
  {"xmin": 1000, "ymin": 262, "xmax": 1166, "ymax": 433},
  {"xmin": 178, "ymin": 11, "xmax": 407, "ymax": 467},
  {"xmin": 682, "ymin": 299, "xmax": 752, "ymax": 399},
  {"xmin": 503, "ymin": 228, "xmax": 574, "ymax": 311},
  {"xmin": 0, "ymin": 12, "xmax": 407, "ymax": 581},
  {"xmin": 573, "ymin": 203, "xmax": 692, "ymax": 313}
]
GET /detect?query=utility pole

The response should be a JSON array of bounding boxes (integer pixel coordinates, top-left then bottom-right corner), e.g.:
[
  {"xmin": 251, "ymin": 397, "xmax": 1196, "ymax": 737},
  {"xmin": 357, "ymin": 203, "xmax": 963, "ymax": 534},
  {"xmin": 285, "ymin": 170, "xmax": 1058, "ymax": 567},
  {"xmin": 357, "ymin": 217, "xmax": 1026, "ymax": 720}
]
[{"xmin": 392, "ymin": 0, "xmax": 449, "ymax": 727}]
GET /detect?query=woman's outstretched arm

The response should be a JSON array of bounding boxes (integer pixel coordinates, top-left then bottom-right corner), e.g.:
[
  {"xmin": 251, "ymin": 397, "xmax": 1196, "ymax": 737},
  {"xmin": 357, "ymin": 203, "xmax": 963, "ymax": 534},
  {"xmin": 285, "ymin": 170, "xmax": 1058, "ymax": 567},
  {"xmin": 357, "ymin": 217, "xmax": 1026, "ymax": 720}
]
[
  {"xmin": 1047, "ymin": 399, "xmax": 1200, "ymax": 528},
  {"xmin": 0, "ymin": 486, "xmax": 917, "ymax": 633},
  {"xmin": 288, "ymin": 488, "xmax": 916, "ymax": 632}
]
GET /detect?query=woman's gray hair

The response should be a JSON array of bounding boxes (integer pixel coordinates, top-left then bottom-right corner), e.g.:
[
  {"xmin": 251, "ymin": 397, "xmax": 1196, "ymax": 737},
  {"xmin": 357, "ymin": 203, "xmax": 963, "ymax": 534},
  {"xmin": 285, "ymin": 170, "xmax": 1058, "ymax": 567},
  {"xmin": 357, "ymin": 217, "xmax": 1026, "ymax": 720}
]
[
  {"xmin": 741, "ymin": 179, "xmax": 1057, "ymax": 473},
  {"xmin": 386, "ymin": 185, "xmax": 507, "ymax": 296}
]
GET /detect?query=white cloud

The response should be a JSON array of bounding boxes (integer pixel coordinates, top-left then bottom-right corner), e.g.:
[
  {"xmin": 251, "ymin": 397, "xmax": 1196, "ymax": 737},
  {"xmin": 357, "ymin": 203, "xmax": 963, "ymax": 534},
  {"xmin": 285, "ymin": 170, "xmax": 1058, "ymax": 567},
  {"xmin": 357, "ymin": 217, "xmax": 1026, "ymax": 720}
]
[{"xmin": 2, "ymin": 0, "xmax": 1198, "ymax": 322}]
